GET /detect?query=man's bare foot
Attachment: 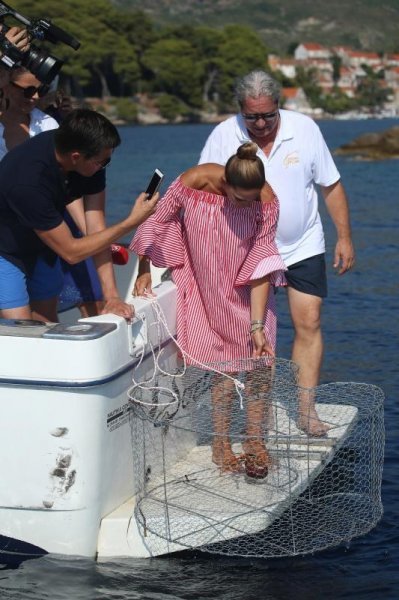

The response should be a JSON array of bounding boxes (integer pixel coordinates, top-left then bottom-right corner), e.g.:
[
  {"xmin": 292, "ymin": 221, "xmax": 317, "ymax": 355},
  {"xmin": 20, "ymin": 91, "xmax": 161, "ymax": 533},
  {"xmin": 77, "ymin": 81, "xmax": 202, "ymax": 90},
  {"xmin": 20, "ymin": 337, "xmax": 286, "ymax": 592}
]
[
  {"xmin": 297, "ymin": 388, "xmax": 330, "ymax": 437},
  {"xmin": 298, "ymin": 406, "xmax": 330, "ymax": 437},
  {"xmin": 212, "ymin": 440, "xmax": 244, "ymax": 473}
]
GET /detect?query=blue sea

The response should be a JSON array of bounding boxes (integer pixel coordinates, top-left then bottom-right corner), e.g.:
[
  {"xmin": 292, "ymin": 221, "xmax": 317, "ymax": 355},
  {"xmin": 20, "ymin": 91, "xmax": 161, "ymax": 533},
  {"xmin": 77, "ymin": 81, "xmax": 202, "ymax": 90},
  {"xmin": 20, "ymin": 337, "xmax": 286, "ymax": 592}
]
[{"xmin": 1, "ymin": 119, "xmax": 398, "ymax": 599}]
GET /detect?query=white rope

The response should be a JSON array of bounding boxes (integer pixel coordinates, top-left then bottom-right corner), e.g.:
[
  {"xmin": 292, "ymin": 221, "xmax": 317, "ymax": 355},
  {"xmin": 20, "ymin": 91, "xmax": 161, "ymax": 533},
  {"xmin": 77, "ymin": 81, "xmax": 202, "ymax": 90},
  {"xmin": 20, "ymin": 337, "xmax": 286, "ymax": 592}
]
[{"xmin": 128, "ymin": 292, "xmax": 245, "ymax": 410}]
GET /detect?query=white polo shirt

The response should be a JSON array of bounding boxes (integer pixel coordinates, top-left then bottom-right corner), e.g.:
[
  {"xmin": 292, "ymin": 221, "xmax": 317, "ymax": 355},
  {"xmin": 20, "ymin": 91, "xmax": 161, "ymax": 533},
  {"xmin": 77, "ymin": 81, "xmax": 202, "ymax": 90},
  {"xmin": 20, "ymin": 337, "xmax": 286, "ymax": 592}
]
[{"xmin": 199, "ymin": 109, "xmax": 340, "ymax": 266}]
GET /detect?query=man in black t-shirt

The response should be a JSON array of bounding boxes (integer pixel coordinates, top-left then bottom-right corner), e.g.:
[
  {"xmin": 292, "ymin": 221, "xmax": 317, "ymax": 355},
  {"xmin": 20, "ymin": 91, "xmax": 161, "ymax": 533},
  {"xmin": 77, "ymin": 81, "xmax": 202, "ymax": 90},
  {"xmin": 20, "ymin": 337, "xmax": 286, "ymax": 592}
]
[{"xmin": 0, "ymin": 109, "xmax": 158, "ymax": 322}]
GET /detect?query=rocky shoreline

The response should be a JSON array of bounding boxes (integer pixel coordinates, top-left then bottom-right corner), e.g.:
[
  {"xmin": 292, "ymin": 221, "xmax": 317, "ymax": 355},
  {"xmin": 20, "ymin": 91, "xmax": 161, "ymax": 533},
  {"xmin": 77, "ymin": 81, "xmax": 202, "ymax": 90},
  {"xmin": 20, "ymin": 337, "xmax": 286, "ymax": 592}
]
[
  {"xmin": 335, "ymin": 126, "xmax": 399, "ymax": 160},
  {"xmin": 85, "ymin": 98, "xmax": 399, "ymax": 159}
]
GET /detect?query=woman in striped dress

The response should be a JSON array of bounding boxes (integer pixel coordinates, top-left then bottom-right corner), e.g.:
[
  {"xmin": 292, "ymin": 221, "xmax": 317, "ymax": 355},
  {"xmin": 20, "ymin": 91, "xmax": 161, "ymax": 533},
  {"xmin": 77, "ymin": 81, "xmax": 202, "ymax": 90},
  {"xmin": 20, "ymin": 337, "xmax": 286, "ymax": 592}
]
[{"xmin": 130, "ymin": 142, "xmax": 286, "ymax": 476}]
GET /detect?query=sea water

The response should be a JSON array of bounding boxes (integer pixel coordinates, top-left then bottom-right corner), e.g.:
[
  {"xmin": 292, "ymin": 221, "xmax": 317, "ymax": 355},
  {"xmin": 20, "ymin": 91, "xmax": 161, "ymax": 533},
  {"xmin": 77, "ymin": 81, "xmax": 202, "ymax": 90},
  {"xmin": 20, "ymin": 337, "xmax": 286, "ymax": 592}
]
[{"xmin": 1, "ymin": 119, "xmax": 398, "ymax": 599}]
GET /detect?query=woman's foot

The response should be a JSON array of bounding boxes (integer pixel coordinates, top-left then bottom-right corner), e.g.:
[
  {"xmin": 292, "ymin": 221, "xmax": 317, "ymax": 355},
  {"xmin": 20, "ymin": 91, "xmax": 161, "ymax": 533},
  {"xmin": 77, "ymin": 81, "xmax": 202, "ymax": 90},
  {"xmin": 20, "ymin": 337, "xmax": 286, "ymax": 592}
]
[
  {"xmin": 242, "ymin": 440, "xmax": 273, "ymax": 480},
  {"xmin": 212, "ymin": 440, "xmax": 244, "ymax": 474}
]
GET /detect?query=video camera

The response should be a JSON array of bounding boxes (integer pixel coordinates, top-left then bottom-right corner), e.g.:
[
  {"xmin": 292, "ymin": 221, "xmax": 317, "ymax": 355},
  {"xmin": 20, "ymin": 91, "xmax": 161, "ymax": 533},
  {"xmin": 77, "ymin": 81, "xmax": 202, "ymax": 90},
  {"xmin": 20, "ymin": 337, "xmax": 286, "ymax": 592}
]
[{"xmin": 0, "ymin": 1, "xmax": 80, "ymax": 84}]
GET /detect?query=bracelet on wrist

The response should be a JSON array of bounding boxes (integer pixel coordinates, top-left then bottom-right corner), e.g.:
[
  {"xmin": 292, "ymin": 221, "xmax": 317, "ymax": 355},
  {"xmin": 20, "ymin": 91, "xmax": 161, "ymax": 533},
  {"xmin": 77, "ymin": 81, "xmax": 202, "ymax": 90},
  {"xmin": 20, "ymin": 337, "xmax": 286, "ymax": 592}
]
[
  {"xmin": 250, "ymin": 324, "xmax": 264, "ymax": 334},
  {"xmin": 251, "ymin": 319, "xmax": 263, "ymax": 325}
]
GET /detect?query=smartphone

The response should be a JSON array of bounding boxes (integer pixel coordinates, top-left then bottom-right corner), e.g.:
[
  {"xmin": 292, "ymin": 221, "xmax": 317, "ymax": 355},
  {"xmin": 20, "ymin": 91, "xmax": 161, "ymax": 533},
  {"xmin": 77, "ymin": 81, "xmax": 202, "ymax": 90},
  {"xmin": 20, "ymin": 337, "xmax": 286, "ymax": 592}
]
[{"xmin": 145, "ymin": 169, "xmax": 164, "ymax": 200}]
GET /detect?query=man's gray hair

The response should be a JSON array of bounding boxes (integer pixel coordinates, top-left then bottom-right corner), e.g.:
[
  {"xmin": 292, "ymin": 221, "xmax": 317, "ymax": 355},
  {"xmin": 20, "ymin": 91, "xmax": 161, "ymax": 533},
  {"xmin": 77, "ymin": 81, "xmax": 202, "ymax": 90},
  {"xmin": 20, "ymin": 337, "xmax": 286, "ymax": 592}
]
[{"xmin": 234, "ymin": 70, "xmax": 281, "ymax": 106}]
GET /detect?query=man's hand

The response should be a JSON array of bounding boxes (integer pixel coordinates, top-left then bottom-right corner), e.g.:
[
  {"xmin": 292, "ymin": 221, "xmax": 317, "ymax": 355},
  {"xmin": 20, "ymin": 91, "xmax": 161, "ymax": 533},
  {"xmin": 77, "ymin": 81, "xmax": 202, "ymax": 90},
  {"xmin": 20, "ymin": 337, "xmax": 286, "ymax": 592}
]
[
  {"xmin": 101, "ymin": 297, "xmax": 134, "ymax": 320},
  {"xmin": 334, "ymin": 237, "xmax": 355, "ymax": 275},
  {"xmin": 322, "ymin": 181, "xmax": 355, "ymax": 275},
  {"xmin": 128, "ymin": 192, "xmax": 159, "ymax": 228}
]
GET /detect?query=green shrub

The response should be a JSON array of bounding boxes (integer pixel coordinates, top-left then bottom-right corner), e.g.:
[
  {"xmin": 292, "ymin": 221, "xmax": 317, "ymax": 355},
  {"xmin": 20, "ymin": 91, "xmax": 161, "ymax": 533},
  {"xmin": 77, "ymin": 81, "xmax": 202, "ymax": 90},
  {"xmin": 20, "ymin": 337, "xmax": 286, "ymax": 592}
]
[
  {"xmin": 114, "ymin": 98, "xmax": 139, "ymax": 123},
  {"xmin": 157, "ymin": 94, "xmax": 189, "ymax": 121}
]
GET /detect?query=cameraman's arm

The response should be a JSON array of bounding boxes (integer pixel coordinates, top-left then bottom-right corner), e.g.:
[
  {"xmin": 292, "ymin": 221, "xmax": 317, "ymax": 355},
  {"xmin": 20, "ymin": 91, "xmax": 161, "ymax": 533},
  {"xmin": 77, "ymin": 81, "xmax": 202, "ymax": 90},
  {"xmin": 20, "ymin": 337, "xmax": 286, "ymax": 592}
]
[{"xmin": 0, "ymin": 26, "xmax": 30, "ymax": 87}]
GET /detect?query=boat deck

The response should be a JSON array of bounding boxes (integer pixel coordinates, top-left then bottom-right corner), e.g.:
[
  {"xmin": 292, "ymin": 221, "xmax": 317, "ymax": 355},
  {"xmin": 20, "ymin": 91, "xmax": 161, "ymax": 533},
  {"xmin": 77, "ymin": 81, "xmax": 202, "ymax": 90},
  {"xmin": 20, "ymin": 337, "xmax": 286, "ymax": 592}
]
[{"xmin": 98, "ymin": 402, "xmax": 358, "ymax": 558}]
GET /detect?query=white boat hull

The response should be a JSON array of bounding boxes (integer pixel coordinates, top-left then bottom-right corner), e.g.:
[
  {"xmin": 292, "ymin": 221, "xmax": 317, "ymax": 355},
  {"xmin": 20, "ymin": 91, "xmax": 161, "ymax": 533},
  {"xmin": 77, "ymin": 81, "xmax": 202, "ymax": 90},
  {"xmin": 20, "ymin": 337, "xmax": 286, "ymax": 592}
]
[
  {"xmin": 0, "ymin": 269, "xmax": 379, "ymax": 561},
  {"xmin": 0, "ymin": 281, "xmax": 178, "ymax": 560}
]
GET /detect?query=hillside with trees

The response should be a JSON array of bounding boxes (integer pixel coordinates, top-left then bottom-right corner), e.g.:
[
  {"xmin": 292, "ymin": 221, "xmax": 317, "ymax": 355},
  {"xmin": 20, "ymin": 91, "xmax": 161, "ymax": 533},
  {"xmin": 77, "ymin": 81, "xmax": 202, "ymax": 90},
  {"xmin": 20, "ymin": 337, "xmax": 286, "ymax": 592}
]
[
  {"xmin": 5, "ymin": 1, "xmax": 397, "ymax": 122},
  {"xmin": 8, "ymin": 0, "xmax": 271, "ymax": 119},
  {"xmin": 112, "ymin": 0, "xmax": 399, "ymax": 54}
]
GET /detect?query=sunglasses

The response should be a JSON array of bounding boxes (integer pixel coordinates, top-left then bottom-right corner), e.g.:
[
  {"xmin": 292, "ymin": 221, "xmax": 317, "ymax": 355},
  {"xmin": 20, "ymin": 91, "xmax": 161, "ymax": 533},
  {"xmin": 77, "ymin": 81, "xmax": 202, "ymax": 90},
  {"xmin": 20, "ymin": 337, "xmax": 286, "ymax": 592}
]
[
  {"xmin": 91, "ymin": 155, "xmax": 111, "ymax": 169},
  {"xmin": 10, "ymin": 81, "xmax": 50, "ymax": 99},
  {"xmin": 242, "ymin": 111, "xmax": 279, "ymax": 122}
]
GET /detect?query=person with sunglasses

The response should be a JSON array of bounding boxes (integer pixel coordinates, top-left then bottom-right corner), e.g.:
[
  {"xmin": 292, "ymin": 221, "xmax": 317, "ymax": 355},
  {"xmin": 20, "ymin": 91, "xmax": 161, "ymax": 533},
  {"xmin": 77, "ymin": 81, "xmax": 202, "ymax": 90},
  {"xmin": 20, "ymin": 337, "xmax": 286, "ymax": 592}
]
[
  {"xmin": 0, "ymin": 69, "xmax": 105, "ymax": 319},
  {"xmin": 199, "ymin": 70, "xmax": 355, "ymax": 437},
  {"xmin": 0, "ymin": 108, "xmax": 159, "ymax": 323},
  {"xmin": 0, "ymin": 67, "xmax": 59, "ymax": 160}
]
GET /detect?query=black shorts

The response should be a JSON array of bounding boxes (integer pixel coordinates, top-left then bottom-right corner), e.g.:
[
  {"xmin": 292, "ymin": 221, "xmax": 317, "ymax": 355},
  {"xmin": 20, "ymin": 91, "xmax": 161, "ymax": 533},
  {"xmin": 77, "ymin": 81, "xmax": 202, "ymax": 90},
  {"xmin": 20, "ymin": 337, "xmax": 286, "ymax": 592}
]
[{"xmin": 285, "ymin": 254, "xmax": 327, "ymax": 298}]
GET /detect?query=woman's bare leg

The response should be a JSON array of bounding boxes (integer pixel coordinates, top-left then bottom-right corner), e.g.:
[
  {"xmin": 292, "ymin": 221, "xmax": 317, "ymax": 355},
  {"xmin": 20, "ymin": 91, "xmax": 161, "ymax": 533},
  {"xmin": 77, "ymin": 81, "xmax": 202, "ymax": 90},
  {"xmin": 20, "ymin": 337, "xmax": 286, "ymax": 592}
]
[
  {"xmin": 211, "ymin": 374, "xmax": 243, "ymax": 473},
  {"xmin": 242, "ymin": 367, "xmax": 274, "ymax": 478}
]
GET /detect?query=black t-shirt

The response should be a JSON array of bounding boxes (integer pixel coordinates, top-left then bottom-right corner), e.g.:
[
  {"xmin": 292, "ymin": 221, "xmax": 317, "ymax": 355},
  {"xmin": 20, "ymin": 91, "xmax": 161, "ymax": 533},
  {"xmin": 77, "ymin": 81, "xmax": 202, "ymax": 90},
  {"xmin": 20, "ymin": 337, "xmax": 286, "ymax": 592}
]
[{"xmin": 0, "ymin": 130, "xmax": 106, "ymax": 271}]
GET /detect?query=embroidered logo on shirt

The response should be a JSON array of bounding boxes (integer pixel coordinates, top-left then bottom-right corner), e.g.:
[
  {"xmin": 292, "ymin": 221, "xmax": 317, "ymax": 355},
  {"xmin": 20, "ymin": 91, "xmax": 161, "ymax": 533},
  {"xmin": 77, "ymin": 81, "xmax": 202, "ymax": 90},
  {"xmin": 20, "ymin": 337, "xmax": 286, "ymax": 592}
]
[{"xmin": 283, "ymin": 152, "xmax": 300, "ymax": 167}]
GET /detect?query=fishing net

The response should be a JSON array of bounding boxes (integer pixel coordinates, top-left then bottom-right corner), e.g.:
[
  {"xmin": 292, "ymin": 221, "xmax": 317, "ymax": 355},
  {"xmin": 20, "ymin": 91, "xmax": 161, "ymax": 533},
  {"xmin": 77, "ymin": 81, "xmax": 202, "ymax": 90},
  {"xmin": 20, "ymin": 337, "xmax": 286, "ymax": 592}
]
[{"xmin": 127, "ymin": 303, "xmax": 384, "ymax": 558}]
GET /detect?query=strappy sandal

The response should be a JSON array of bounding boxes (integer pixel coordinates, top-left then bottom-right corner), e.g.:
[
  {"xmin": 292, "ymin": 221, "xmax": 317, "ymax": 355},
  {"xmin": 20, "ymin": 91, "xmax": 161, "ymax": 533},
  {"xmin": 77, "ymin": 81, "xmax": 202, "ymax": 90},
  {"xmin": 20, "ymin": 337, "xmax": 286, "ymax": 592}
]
[
  {"xmin": 242, "ymin": 440, "xmax": 271, "ymax": 480},
  {"xmin": 212, "ymin": 441, "xmax": 245, "ymax": 474}
]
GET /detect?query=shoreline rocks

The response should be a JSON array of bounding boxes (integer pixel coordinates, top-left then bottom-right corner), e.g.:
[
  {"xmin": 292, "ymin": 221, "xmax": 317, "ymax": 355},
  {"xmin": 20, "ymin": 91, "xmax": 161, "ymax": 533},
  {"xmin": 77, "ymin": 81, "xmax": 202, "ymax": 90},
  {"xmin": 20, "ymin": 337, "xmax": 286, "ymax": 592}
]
[{"xmin": 335, "ymin": 126, "xmax": 399, "ymax": 160}]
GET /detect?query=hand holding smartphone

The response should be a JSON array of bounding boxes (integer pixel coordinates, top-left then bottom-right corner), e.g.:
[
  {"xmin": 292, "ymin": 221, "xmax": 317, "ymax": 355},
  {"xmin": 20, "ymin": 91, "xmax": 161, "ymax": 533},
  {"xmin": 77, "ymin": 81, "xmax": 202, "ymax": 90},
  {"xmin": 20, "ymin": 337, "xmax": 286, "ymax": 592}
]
[{"xmin": 145, "ymin": 168, "xmax": 164, "ymax": 200}]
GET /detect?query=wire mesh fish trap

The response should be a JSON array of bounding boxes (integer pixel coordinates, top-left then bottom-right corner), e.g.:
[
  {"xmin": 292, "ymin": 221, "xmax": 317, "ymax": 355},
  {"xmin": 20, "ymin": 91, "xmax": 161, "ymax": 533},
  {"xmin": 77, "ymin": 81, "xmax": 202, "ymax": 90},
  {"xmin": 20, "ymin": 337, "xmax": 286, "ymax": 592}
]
[{"xmin": 129, "ymin": 358, "xmax": 384, "ymax": 558}]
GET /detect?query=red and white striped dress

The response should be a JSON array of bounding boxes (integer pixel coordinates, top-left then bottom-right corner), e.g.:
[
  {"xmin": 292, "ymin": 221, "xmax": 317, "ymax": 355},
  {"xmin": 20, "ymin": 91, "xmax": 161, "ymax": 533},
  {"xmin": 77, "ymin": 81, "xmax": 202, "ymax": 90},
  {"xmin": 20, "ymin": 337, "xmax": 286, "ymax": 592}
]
[{"xmin": 130, "ymin": 177, "xmax": 286, "ymax": 365}]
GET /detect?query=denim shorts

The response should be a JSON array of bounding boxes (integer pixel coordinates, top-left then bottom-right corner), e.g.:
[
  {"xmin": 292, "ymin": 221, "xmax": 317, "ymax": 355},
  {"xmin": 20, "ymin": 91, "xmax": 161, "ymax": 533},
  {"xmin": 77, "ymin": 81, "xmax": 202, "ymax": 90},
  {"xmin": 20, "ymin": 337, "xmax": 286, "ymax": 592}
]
[
  {"xmin": 0, "ymin": 255, "xmax": 64, "ymax": 309},
  {"xmin": 285, "ymin": 253, "xmax": 328, "ymax": 298}
]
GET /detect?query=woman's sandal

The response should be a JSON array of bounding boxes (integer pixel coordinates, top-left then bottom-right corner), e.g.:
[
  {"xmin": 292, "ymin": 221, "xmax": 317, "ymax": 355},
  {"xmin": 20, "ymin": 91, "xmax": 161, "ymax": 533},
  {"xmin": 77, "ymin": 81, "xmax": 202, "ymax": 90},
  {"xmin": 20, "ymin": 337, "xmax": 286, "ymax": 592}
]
[
  {"xmin": 242, "ymin": 440, "xmax": 272, "ymax": 480},
  {"xmin": 212, "ymin": 442, "xmax": 245, "ymax": 474}
]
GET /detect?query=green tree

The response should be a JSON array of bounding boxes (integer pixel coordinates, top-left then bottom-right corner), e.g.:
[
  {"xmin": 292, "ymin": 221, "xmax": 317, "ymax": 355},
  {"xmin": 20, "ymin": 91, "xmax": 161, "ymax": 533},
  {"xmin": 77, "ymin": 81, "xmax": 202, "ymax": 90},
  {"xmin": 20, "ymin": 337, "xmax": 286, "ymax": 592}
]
[
  {"xmin": 6, "ymin": 1, "xmax": 269, "ymax": 115},
  {"xmin": 10, "ymin": 0, "xmax": 143, "ymax": 97},
  {"xmin": 331, "ymin": 54, "xmax": 342, "ymax": 84},
  {"xmin": 355, "ymin": 64, "xmax": 391, "ymax": 108},
  {"xmin": 142, "ymin": 38, "xmax": 204, "ymax": 107},
  {"xmin": 112, "ymin": 97, "xmax": 138, "ymax": 122},
  {"xmin": 295, "ymin": 66, "xmax": 323, "ymax": 108},
  {"xmin": 164, "ymin": 25, "xmax": 225, "ymax": 105},
  {"xmin": 157, "ymin": 93, "xmax": 189, "ymax": 121},
  {"xmin": 215, "ymin": 25, "xmax": 270, "ymax": 109},
  {"xmin": 320, "ymin": 86, "xmax": 355, "ymax": 114}
]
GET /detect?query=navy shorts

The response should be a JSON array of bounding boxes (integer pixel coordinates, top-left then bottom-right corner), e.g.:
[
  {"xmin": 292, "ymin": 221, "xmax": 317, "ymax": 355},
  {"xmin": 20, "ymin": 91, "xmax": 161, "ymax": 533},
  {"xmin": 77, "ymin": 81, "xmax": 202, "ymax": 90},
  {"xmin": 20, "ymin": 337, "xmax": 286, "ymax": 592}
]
[
  {"xmin": 0, "ymin": 254, "xmax": 64, "ymax": 310},
  {"xmin": 59, "ymin": 256, "xmax": 103, "ymax": 306},
  {"xmin": 58, "ymin": 212, "xmax": 103, "ymax": 308},
  {"xmin": 285, "ymin": 254, "xmax": 327, "ymax": 298}
]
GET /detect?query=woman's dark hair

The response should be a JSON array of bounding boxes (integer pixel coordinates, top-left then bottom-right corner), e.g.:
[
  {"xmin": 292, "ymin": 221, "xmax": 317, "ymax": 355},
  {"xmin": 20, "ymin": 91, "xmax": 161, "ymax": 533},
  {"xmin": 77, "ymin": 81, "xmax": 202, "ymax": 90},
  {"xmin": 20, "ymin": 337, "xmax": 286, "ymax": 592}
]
[
  {"xmin": 225, "ymin": 142, "xmax": 265, "ymax": 190},
  {"xmin": 54, "ymin": 108, "xmax": 121, "ymax": 158}
]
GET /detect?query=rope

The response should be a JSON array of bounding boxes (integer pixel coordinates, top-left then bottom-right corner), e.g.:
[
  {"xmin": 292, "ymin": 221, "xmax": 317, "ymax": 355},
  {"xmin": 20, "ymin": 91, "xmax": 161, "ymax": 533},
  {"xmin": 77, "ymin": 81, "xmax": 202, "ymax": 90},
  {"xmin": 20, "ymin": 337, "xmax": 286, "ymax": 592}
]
[{"xmin": 128, "ymin": 292, "xmax": 245, "ymax": 409}]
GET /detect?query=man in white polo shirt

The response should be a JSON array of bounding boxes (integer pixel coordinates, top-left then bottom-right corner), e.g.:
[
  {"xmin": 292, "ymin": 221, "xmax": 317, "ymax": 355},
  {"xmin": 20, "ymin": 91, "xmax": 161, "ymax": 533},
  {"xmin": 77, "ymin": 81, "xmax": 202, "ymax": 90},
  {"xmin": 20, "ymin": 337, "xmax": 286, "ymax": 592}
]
[{"xmin": 199, "ymin": 69, "xmax": 355, "ymax": 436}]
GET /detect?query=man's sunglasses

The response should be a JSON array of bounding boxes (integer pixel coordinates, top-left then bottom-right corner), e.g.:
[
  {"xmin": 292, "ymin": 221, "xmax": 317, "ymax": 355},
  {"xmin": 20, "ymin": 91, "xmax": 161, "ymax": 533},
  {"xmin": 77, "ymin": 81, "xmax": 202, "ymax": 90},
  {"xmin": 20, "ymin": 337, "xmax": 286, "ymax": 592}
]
[
  {"xmin": 10, "ymin": 82, "xmax": 50, "ymax": 99},
  {"xmin": 242, "ymin": 111, "xmax": 279, "ymax": 122},
  {"xmin": 90, "ymin": 155, "xmax": 112, "ymax": 169}
]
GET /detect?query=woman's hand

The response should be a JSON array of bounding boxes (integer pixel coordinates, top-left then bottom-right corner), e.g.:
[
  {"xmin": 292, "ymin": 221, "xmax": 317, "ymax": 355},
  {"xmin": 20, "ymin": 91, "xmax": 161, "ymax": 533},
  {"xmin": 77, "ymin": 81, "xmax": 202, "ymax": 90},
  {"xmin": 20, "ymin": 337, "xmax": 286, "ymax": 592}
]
[
  {"xmin": 251, "ymin": 329, "xmax": 275, "ymax": 358},
  {"xmin": 133, "ymin": 272, "xmax": 153, "ymax": 297}
]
